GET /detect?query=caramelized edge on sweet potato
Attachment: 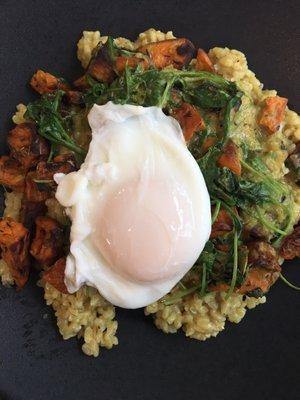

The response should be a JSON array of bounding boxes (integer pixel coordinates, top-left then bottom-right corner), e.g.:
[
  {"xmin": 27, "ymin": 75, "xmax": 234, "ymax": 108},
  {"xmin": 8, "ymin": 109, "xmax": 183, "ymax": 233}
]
[
  {"xmin": 42, "ymin": 257, "xmax": 68, "ymax": 294},
  {"xmin": 138, "ymin": 38, "xmax": 195, "ymax": 69},
  {"xmin": 8, "ymin": 123, "xmax": 49, "ymax": 170},
  {"xmin": 87, "ymin": 45, "xmax": 116, "ymax": 83},
  {"xmin": 0, "ymin": 156, "xmax": 25, "ymax": 191},
  {"xmin": 30, "ymin": 216, "xmax": 64, "ymax": 267},
  {"xmin": 36, "ymin": 153, "xmax": 76, "ymax": 180},
  {"xmin": 279, "ymin": 226, "xmax": 300, "ymax": 260}
]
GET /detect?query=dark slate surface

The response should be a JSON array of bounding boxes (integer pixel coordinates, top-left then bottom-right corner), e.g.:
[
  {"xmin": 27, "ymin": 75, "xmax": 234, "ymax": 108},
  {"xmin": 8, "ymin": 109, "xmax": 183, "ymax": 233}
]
[{"xmin": 0, "ymin": 1, "xmax": 299, "ymax": 399}]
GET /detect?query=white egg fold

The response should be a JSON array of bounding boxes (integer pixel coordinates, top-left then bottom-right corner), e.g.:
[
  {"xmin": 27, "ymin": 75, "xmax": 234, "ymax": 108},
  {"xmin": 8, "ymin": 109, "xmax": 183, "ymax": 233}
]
[{"xmin": 55, "ymin": 102, "xmax": 211, "ymax": 308}]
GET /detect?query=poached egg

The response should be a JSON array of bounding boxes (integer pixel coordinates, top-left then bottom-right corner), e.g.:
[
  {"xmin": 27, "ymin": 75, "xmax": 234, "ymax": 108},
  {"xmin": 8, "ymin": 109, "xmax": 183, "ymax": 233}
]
[{"xmin": 55, "ymin": 102, "xmax": 211, "ymax": 308}]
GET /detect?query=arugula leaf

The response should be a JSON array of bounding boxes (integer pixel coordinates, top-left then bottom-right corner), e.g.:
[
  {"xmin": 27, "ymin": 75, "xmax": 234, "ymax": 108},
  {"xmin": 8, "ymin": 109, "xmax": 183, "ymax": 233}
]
[
  {"xmin": 183, "ymin": 81, "xmax": 233, "ymax": 109},
  {"xmin": 26, "ymin": 90, "xmax": 86, "ymax": 156},
  {"xmin": 83, "ymin": 66, "xmax": 241, "ymax": 112},
  {"xmin": 215, "ymin": 168, "xmax": 276, "ymax": 208}
]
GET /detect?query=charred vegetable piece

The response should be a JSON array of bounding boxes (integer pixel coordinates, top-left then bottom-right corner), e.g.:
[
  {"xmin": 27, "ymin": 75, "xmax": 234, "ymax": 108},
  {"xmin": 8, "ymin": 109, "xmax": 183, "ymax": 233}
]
[
  {"xmin": 0, "ymin": 156, "xmax": 25, "ymax": 191},
  {"xmin": 138, "ymin": 38, "xmax": 195, "ymax": 69},
  {"xmin": 279, "ymin": 226, "xmax": 300, "ymax": 260},
  {"xmin": 115, "ymin": 56, "xmax": 149, "ymax": 74},
  {"xmin": 195, "ymin": 49, "xmax": 215, "ymax": 73},
  {"xmin": 24, "ymin": 172, "xmax": 52, "ymax": 202},
  {"xmin": 247, "ymin": 241, "xmax": 280, "ymax": 271},
  {"xmin": 73, "ymin": 75, "xmax": 90, "ymax": 91},
  {"xmin": 65, "ymin": 90, "xmax": 83, "ymax": 105},
  {"xmin": 30, "ymin": 216, "xmax": 64, "ymax": 267},
  {"xmin": 239, "ymin": 267, "xmax": 279, "ymax": 294},
  {"xmin": 8, "ymin": 123, "xmax": 49, "ymax": 170},
  {"xmin": 210, "ymin": 240, "xmax": 280, "ymax": 295},
  {"xmin": 30, "ymin": 70, "xmax": 69, "ymax": 94},
  {"xmin": 258, "ymin": 96, "xmax": 288, "ymax": 134},
  {"xmin": 210, "ymin": 208, "xmax": 233, "ymax": 238},
  {"xmin": 239, "ymin": 241, "xmax": 281, "ymax": 293},
  {"xmin": 217, "ymin": 140, "xmax": 241, "ymax": 176},
  {"xmin": 172, "ymin": 103, "xmax": 205, "ymax": 142},
  {"xmin": 0, "ymin": 218, "xmax": 30, "ymax": 289},
  {"xmin": 36, "ymin": 153, "xmax": 76, "ymax": 180},
  {"xmin": 42, "ymin": 257, "xmax": 68, "ymax": 294},
  {"xmin": 20, "ymin": 200, "xmax": 47, "ymax": 233},
  {"xmin": 87, "ymin": 44, "xmax": 116, "ymax": 83}
]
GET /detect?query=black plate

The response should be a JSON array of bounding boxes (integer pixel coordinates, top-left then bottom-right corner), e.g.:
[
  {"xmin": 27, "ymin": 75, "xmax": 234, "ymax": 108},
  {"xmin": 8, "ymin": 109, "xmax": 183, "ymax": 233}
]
[{"xmin": 0, "ymin": 1, "xmax": 299, "ymax": 399}]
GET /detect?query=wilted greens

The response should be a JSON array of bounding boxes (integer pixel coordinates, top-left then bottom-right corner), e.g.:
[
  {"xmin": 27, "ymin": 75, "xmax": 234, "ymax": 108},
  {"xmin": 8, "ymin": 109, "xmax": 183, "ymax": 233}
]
[{"xmin": 26, "ymin": 90, "xmax": 86, "ymax": 157}]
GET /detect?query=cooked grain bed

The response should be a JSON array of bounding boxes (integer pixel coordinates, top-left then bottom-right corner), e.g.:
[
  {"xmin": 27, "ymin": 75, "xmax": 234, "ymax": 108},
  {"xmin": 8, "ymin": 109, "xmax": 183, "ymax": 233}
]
[{"xmin": 2, "ymin": 28, "xmax": 300, "ymax": 356}]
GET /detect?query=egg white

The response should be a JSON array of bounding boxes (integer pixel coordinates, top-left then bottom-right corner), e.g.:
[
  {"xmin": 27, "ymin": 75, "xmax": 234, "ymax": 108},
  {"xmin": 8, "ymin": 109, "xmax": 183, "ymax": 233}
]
[{"xmin": 55, "ymin": 102, "xmax": 211, "ymax": 308}]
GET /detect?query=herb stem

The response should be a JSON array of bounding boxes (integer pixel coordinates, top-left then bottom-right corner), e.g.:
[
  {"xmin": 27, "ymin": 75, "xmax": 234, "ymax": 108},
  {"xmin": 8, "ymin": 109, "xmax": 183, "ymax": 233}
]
[
  {"xmin": 226, "ymin": 231, "xmax": 239, "ymax": 299},
  {"xmin": 223, "ymin": 93, "xmax": 242, "ymax": 140},
  {"xmin": 280, "ymin": 273, "xmax": 300, "ymax": 291},
  {"xmin": 255, "ymin": 207, "xmax": 287, "ymax": 236},
  {"xmin": 200, "ymin": 263, "xmax": 207, "ymax": 297},
  {"xmin": 212, "ymin": 200, "xmax": 221, "ymax": 224},
  {"xmin": 158, "ymin": 78, "xmax": 175, "ymax": 108},
  {"xmin": 162, "ymin": 286, "xmax": 198, "ymax": 306}
]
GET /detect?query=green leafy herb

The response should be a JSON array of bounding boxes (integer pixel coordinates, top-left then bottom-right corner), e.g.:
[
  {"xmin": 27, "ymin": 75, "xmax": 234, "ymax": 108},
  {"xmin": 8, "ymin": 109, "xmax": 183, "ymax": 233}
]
[
  {"xmin": 83, "ymin": 67, "xmax": 241, "ymax": 111},
  {"xmin": 26, "ymin": 90, "xmax": 86, "ymax": 157}
]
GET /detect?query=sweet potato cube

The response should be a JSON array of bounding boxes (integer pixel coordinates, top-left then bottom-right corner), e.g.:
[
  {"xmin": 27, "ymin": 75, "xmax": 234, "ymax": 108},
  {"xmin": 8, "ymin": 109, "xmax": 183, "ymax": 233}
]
[
  {"xmin": 217, "ymin": 140, "xmax": 241, "ymax": 176},
  {"xmin": 195, "ymin": 48, "xmax": 215, "ymax": 73},
  {"xmin": 43, "ymin": 257, "xmax": 68, "ymax": 294},
  {"xmin": 8, "ymin": 123, "xmax": 49, "ymax": 170},
  {"xmin": 259, "ymin": 96, "xmax": 288, "ymax": 134},
  {"xmin": 138, "ymin": 38, "xmax": 195, "ymax": 69},
  {"xmin": 30, "ymin": 70, "xmax": 69, "ymax": 94},
  {"xmin": 0, "ymin": 218, "xmax": 30, "ymax": 289},
  {"xmin": 30, "ymin": 216, "xmax": 64, "ymax": 267},
  {"xmin": 172, "ymin": 103, "xmax": 205, "ymax": 142}
]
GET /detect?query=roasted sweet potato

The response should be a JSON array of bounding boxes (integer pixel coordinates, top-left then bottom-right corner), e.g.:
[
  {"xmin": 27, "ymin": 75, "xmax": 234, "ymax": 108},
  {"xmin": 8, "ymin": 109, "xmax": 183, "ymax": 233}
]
[
  {"xmin": 217, "ymin": 140, "xmax": 241, "ymax": 176},
  {"xmin": 258, "ymin": 96, "xmax": 288, "ymax": 135},
  {"xmin": 36, "ymin": 153, "xmax": 76, "ymax": 180},
  {"xmin": 30, "ymin": 216, "xmax": 64, "ymax": 267},
  {"xmin": 195, "ymin": 49, "xmax": 215, "ymax": 73},
  {"xmin": 201, "ymin": 136, "xmax": 217, "ymax": 153},
  {"xmin": 73, "ymin": 75, "xmax": 90, "ymax": 91},
  {"xmin": 24, "ymin": 172, "xmax": 52, "ymax": 203},
  {"xmin": 240, "ymin": 241, "xmax": 281, "ymax": 293},
  {"xmin": 210, "ymin": 241, "xmax": 280, "ymax": 295},
  {"xmin": 20, "ymin": 200, "xmax": 47, "ymax": 233},
  {"xmin": 172, "ymin": 103, "xmax": 205, "ymax": 141},
  {"xmin": 239, "ymin": 266, "xmax": 280, "ymax": 294},
  {"xmin": 42, "ymin": 257, "xmax": 68, "ymax": 294},
  {"xmin": 65, "ymin": 90, "xmax": 83, "ymax": 105},
  {"xmin": 0, "ymin": 156, "xmax": 25, "ymax": 191},
  {"xmin": 279, "ymin": 226, "xmax": 300, "ymax": 260},
  {"xmin": 87, "ymin": 44, "xmax": 116, "ymax": 83},
  {"xmin": 210, "ymin": 209, "xmax": 233, "ymax": 239},
  {"xmin": 8, "ymin": 123, "xmax": 49, "ymax": 170},
  {"xmin": 115, "ymin": 56, "xmax": 149, "ymax": 74},
  {"xmin": 0, "ymin": 218, "xmax": 30, "ymax": 289},
  {"xmin": 138, "ymin": 38, "xmax": 195, "ymax": 69},
  {"xmin": 247, "ymin": 241, "xmax": 280, "ymax": 271},
  {"xmin": 30, "ymin": 70, "xmax": 69, "ymax": 94}
]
